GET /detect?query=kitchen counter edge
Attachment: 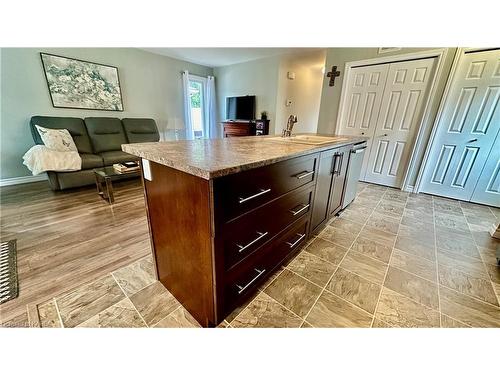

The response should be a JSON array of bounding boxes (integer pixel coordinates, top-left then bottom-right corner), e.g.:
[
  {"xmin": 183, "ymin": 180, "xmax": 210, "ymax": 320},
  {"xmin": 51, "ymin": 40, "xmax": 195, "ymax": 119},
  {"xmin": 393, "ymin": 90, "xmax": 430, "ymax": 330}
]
[{"xmin": 122, "ymin": 136, "xmax": 368, "ymax": 180}]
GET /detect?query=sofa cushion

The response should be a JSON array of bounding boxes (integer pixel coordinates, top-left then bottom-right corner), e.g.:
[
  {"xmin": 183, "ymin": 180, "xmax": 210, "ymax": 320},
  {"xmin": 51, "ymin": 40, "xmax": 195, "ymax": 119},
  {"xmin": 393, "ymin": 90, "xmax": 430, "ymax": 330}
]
[
  {"xmin": 99, "ymin": 150, "xmax": 139, "ymax": 166},
  {"xmin": 30, "ymin": 116, "xmax": 93, "ymax": 154},
  {"xmin": 80, "ymin": 153, "xmax": 104, "ymax": 169},
  {"xmin": 84, "ymin": 117, "xmax": 128, "ymax": 153},
  {"xmin": 35, "ymin": 125, "xmax": 78, "ymax": 152},
  {"xmin": 122, "ymin": 118, "xmax": 160, "ymax": 143}
]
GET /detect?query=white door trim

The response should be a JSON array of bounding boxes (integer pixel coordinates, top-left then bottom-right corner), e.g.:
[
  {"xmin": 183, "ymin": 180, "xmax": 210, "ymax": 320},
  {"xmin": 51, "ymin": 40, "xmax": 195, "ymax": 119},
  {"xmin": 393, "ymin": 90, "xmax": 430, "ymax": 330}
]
[{"xmin": 335, "ymin": 48, "xmax": 448, "ymax": 191}]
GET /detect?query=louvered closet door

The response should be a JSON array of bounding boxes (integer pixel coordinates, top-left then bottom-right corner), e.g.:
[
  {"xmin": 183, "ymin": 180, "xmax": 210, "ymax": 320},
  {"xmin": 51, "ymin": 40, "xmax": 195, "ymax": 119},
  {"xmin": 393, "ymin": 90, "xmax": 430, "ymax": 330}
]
[
  {"xmin": 338, "ymin": 64, "xmax": 389, "ymax": 178},
  {"xmin": 420, "ymin": 49, "xmax": 500, "ymax": 203},
  {"xmin": 364, "ymin": 57, "xmax": 437, "ymax": 187}
]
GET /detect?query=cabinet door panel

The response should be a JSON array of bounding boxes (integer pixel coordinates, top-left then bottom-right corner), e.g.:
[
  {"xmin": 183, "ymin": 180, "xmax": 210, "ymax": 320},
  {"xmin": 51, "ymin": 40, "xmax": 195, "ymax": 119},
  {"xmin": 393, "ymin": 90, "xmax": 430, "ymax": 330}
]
[
  {"xmin": 329, "ymin": 146, "xmax": 352, "ymax": 216},
  {"xmin": 311, "ymin": 149, "xmax": 335, "ymax": 232}
]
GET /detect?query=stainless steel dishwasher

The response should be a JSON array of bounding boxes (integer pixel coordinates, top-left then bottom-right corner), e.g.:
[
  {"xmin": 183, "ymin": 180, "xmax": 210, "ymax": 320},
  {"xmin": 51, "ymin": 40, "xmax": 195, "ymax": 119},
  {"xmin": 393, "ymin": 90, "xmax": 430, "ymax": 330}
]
[{"xmin": 342, "ymin": 141, "xmax": 367, "ymax": 209}]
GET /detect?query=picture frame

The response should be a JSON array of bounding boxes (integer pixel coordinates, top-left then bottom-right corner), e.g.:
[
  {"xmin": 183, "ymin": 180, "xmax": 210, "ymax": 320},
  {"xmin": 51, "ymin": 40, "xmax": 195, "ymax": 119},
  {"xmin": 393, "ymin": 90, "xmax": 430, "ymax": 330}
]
[{"xmin": 40, "ymin": 52, "xmax": 124, "ymax": 111}]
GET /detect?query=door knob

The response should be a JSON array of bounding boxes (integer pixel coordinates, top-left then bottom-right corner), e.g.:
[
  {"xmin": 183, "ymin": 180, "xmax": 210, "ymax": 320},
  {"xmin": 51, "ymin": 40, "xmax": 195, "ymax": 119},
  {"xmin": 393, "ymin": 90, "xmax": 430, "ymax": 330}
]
[
  {"xmin": 379, "ymin": 133, "xmax": 388, "ymax": 137},
  {"xmin": 467, "ymin": 139, "xmax": 478, "ymax": 143}
]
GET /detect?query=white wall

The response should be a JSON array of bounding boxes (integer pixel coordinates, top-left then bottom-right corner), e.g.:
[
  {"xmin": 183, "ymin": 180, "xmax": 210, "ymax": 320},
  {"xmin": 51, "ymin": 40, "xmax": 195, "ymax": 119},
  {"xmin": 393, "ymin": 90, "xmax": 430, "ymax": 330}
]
[
  {"xmin": 213, "ymin": 55, "xmax": 281, "ymax": 135},
  {"xmin": 0, "ymin": 48, "xmax": 212, "ymax": 179},
  {"xmin": 275, "ymin": 50, "xmax": 326, "ymax": 134},
  {"xmin": 214, "ymin": 50, "xmax": 326, "ymax": 136}
]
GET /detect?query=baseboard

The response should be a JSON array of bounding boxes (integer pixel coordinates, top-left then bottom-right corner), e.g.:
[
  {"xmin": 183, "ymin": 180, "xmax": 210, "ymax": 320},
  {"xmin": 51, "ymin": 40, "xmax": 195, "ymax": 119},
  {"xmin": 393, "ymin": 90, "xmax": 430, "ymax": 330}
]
[
  {"xmin": 0, "ymin": 174, "xmax": 47, "ymax": 187},
  {"xmin": 403, "ymin": 185, "xmax": 415, "ymax": 193}
]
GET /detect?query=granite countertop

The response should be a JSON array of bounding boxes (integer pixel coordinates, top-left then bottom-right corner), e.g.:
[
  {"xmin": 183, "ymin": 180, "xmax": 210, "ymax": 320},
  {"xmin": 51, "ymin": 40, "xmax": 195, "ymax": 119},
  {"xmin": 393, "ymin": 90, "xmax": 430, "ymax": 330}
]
[{"xmin": 122, "ymin": 134, "xmax": 368, "ymax": 180}]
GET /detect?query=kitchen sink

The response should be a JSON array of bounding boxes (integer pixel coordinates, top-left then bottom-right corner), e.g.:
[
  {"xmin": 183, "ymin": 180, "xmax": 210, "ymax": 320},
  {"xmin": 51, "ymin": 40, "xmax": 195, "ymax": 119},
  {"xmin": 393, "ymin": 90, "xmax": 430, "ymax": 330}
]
[{"xmin": 264, "ymin": 135, "xmax": 351, "ymax": 145}]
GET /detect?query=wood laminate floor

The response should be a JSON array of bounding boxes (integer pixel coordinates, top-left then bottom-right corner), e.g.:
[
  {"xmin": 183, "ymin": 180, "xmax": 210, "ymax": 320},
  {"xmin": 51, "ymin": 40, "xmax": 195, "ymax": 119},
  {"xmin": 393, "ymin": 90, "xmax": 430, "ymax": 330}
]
[
  {"xmin": 1, "ymin": 180, "xmax": 499, "ymax": 328},
  {"xmin": 0, "ymin": 179, "xmax": 150, "ymax": 325}
]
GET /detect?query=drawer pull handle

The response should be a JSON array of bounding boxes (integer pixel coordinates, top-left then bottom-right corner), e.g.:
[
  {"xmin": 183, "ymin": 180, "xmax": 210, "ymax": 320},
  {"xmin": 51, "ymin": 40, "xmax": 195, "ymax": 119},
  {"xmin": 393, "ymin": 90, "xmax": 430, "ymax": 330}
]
[
  {"xmin": 295, "ymin": 170, "xmax": 314, "ymax": 180},
  {"xmin": 237, "ymin": 231, "xmax": 269, "ymax": 253},
  {"xmin": 236, "ymin": 268, "xmax": 266, "ymax": 294},
  {"xmin": 289, "ymin": 204, "xmax": 310, "ymax": 216},
  {"xmin": 238, "ymin": 188, "xmax": 271, "ymax": 204},
  {"xmin": 286, "ymin": 233, "xmax": 306, "ymax": 248}
]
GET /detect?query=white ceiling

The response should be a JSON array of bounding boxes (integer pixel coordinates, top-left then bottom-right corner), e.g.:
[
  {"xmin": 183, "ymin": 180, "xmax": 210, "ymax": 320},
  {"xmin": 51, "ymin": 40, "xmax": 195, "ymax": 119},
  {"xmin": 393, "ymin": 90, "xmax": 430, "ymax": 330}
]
[{"xmin": 140, "ymin": 48, "xmax": 321, "ymax": 68}]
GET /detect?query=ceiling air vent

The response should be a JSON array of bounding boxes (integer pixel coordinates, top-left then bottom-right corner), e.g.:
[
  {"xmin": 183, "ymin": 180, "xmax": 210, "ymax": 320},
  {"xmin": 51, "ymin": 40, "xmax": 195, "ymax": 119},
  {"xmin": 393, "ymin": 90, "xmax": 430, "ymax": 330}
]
[{"xmin": 378, "ymin": 47, "xmax": 402, "ymax": 54}]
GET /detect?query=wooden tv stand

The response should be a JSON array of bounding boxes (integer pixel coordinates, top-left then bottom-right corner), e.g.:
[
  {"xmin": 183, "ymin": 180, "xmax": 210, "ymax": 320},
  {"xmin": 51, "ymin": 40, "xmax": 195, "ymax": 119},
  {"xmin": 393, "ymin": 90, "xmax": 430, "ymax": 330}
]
[{"xmin": 222, "ymin": 120, "xmax": 270, "ymax": 137}]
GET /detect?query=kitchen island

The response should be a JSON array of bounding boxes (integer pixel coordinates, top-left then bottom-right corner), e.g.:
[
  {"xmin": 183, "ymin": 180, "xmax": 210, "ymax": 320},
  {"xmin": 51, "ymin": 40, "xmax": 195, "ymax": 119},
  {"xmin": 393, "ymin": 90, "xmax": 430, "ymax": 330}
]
[{"xmin": 123, "ymin": 134, "xmax": 367, "ymax": 327}]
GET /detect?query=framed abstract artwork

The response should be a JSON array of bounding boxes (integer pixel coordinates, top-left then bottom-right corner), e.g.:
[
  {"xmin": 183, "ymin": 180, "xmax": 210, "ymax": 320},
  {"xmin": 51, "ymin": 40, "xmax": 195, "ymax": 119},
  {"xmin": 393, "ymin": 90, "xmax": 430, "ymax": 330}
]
[{"xmin": 40, "ymin": 52, "xmax": 124, "ymax": 111}]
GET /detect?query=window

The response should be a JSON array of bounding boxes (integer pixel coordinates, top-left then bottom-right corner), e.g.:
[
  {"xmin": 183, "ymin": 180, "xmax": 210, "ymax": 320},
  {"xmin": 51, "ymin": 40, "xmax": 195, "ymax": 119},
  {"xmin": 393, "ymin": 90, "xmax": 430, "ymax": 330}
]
[{"xmin": 188, "ymin": 76, "xmax": 207, "ymax": 139}]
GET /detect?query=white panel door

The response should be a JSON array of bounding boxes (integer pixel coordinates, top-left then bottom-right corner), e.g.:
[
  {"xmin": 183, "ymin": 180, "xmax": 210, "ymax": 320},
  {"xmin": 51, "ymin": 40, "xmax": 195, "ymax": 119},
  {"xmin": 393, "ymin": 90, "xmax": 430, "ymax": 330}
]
[
  {"xmin": 420, "ymin": 49, "xmax": 500, "ymax": 202},
  {"xmin": 364, "ymin": 58, "xmax": 437, "ymax": 187},
  {"xmin": 338, "ymin": 64, "xmax": 389, "ymax": 178},
  {"xmin": 471, "ymin": 127, "xmax": 500, "ymax": 206}
]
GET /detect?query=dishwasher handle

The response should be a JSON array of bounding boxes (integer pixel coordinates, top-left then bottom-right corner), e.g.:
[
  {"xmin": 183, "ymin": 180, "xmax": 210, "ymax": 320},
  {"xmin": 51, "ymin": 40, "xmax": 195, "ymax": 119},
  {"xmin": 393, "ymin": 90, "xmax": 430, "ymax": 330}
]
[{"xmin": 351, "ymin": 146, "xmax": 367, "ymax": 154}]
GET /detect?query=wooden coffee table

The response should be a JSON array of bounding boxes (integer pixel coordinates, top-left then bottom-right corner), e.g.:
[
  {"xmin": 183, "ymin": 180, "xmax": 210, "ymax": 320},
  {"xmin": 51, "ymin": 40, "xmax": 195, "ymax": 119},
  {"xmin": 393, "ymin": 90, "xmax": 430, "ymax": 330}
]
[{"xmin": 93, "ymin": 166, "xmax": 140, "ymax": 204}]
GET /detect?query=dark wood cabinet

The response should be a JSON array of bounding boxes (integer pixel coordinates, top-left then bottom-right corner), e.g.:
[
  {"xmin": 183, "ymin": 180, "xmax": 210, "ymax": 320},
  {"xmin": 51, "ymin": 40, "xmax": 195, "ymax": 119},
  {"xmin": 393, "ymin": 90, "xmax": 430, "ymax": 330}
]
[
  {"xmin": 142, "ymin": 162, "xmax": 215, "ymax": 327},
  {"xmin": 310, "ymin": 149, "xmax": 335, "ymax": 232},
  {"xmin": 141, "ymin": 143, "xmax": 354, "ymax": 327},
  {"xmin": 254, "ymin": 119, "xmax": 270, "ymax": 136},
  {"xmin": 222, "ymin": 120, "xmax": 270, "ymax": 137},
  {"xmin": 310, "ymin": 145, "xmax": 352, "ymax": 233},
  {"xmin": 213, "ymin": 153, "xmax": 317, "ymax": 222},
  {"xmin": 222, "ymin": 214, "xmax": 310, "ymax": 314},
  {"xmin": 222, "ymin": 121, "xmax": 255, "ymax": 137},
  {"xmin": 212, "ymin": 154, "xmax": 317, "ymax": 319},
  {"xmin": 219, "ymin": 185, "xmax": 314, "ymax": 271},
  {"xmin": 328, "ymin": 146, "xmax": 351, "ymax": 217}
]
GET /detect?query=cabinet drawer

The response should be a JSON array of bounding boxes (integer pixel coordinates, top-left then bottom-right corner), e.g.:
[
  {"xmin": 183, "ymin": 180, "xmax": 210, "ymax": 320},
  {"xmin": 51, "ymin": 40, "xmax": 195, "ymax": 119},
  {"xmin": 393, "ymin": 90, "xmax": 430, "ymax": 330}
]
[
  {"xmin": 224, "ymin": 128, "xmax": 251, "ymax": 136},
  {"xmin": 214, "ymin": 153, "xmax": 318, "ymax": 222},
  {"xmin": 223, "ymin": 216, "xmax": 309, "ymax": 313},
  {"xmin": 223, "ymin": 123, "xmax": 254, "ymax": 137},
  {"xmin": 220, "ymin": 185, "xmax": 313, "ymax": 270}
]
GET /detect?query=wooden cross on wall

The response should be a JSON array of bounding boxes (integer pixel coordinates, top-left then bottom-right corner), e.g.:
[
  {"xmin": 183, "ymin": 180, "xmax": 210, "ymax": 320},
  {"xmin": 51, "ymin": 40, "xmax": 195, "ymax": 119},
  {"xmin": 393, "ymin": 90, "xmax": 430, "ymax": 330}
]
[{"xmin": 327, "ymin": 65, "xmax": 341, "ymax": 86}]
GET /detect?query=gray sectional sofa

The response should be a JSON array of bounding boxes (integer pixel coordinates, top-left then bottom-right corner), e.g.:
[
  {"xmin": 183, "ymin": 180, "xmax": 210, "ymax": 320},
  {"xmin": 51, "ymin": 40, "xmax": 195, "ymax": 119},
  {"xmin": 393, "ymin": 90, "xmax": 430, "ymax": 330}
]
[{"xmin": 29, "ymin": 116, "xmax": 159, "ymax": 190}]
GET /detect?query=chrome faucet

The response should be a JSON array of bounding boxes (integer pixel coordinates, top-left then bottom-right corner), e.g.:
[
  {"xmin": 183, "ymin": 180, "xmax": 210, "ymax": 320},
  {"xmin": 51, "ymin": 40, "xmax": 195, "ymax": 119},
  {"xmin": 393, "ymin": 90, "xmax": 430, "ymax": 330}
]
[{"xmin": 282, "ymin": 115, "xmax": 298, "ymax": 137}]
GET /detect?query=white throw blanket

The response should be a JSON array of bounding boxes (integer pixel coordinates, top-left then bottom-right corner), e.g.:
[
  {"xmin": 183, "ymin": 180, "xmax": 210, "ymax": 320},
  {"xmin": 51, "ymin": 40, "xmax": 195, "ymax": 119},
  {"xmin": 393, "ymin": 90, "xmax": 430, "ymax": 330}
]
[{"xmin": 23, "ymin": 145, "xmax": 82, "ymax": 175}]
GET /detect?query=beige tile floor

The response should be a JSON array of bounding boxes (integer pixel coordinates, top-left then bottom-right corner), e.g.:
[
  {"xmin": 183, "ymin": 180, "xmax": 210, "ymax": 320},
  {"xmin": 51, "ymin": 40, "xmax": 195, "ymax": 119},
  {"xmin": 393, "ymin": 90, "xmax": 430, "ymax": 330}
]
[{"xmin": 32, "ymin": 183, "xmax": 500, "ymax": 328}]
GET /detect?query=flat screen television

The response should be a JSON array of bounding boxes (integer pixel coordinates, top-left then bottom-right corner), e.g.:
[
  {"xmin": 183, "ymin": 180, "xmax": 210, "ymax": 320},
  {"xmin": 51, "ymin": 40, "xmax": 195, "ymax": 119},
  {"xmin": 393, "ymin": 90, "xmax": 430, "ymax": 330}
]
[{"xmin": 226, "ymin": 95, "xmax": 256, "ymax": 121}]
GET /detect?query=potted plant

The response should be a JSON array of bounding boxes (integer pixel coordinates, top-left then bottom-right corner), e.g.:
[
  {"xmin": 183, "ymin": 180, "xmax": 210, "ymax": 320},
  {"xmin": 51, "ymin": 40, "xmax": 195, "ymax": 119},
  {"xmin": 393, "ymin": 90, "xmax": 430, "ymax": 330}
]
[{"xmin": 260, "ymin": 111, "xmax": 268, "ymax": 120}]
